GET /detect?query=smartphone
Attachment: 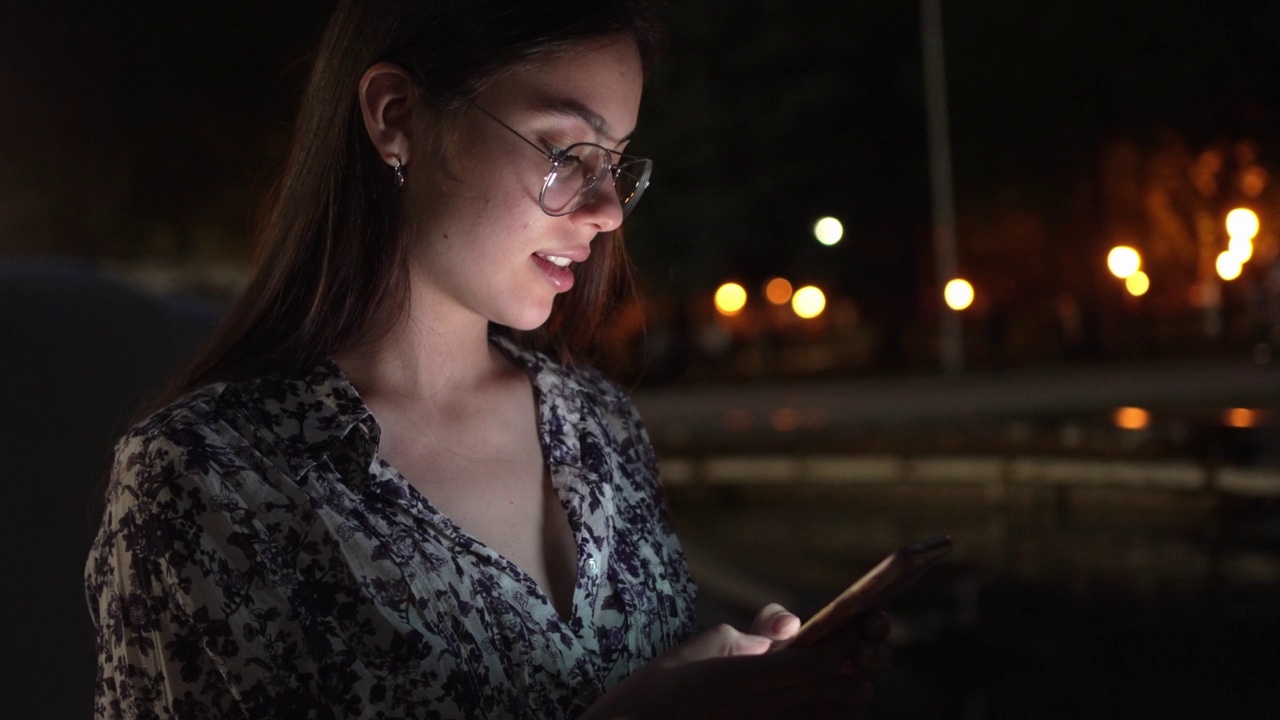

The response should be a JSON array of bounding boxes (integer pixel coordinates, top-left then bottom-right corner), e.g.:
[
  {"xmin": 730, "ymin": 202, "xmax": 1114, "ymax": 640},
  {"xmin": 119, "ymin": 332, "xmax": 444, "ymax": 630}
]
[{"xmin": 785, "ymin": 535, "xmax": 952, "ymax": 649}]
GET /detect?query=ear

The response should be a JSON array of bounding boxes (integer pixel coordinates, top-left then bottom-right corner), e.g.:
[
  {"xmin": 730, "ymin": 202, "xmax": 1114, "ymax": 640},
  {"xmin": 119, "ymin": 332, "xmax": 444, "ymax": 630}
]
[{"xmin": 358, "ymin": 62, "xmax": 419, "ymax": 168}]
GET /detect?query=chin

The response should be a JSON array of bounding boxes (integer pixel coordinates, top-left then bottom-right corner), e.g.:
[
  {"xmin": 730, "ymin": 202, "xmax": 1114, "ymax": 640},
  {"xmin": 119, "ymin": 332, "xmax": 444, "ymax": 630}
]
[{"xmin": 495, "ymin": 305, "xmax": 555, "ymax": 333}]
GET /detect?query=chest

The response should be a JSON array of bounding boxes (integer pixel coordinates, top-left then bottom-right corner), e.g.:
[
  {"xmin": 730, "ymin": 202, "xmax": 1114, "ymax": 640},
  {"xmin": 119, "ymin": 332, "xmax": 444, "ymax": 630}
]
[{"xmin": 373, "ymin": 386, "xmax": 579, "ymax": 618}]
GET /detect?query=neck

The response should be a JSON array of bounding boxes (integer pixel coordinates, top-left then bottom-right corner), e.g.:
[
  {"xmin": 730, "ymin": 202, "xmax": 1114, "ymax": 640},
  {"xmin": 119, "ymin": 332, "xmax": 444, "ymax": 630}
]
[{"xmin": 335, "ymin": 276, "xmax": 507, "ymax": 406}]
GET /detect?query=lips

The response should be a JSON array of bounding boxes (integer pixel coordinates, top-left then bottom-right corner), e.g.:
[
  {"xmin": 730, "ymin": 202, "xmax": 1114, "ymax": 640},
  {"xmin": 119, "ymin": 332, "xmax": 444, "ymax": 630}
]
[{"xmin": 532, "ymin": 253, "xmax": 576, "ymax": 292}]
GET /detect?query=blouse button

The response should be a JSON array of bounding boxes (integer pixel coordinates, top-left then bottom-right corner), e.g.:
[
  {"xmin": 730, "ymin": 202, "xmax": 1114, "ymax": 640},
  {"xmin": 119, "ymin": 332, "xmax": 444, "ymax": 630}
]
[{"xmin": 585, "ymin": 557, "xmax": 598, "ymax": 575}]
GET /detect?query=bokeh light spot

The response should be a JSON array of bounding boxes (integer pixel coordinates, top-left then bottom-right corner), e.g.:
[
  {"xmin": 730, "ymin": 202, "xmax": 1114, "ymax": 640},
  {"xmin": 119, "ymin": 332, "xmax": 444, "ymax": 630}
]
[
  {"xmin": 1225, "ymin": 208, "xmax": 1259, "ymax": 241},
  {"xmin": 1216, "ymin": 252, "xmax": 1243, "ymax": 281},
  {"xmin": 1223, "ymin": 408, "xmax": 1260, "ymax": 429},
  {"xmin": 1107, "ymin": 246, "xmax": 1141, "ymax": 279},
  {"xmin": 1112, "ymin": 407, "xmax": 1150, "ymax": 430},
  {"xmin": 813, "ymin": 217, "xmax": 844, "ymax": 246},
  {"xmin": 714, "ymin": 282, "xmax": 748, "ymax": 316},
  {"xmin": 1125, "ymin": 270, "xmax": 1150, "ymax": 297},
  {"xmin": 1240, "ymin": 167, "xmax": 1268, "ymax": 199},
  {"xmin": 943, "ymin": 278, "xmax": 974, "ymax": 311},
  {"xmin": 1228, "ymin": 235, "xmax": 1254, "ymax": 264},
  {"xmin": 764, "ymin": 277, "xmax": 793, "ymax": 305},
  {"xmin": 791, "ymin": 285, "xmax": 826, "ymax": 319}
]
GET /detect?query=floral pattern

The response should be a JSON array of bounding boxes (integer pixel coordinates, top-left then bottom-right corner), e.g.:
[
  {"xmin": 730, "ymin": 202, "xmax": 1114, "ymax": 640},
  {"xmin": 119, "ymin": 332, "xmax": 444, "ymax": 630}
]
[{"xmin": 85, "ymin": 336, "xmax": 697, "ymax": 719}]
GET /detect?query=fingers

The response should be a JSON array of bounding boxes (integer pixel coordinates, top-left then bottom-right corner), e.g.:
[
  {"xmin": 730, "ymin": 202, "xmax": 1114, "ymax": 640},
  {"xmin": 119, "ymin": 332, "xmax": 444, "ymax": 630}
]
[
  {"xmin": 750, "ymin": 603, "xmax": 801, "ymax": 641},
  {"xmin": 663, "ymin": 623, "xmax": 773, "ymax": 667}
]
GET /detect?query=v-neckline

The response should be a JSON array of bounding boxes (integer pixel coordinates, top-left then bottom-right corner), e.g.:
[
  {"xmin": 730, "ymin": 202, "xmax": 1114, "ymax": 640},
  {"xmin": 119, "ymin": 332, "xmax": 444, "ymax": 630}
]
[{"xmin": 367, "ymin": 337, "xmax": 588, "ymax": 628}]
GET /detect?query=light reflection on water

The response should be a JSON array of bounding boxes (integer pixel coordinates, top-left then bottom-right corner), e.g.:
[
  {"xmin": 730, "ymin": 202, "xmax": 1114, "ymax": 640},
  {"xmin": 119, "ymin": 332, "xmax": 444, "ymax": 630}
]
[{"xmin": 670, "ymin": 483, "xmax": 1280, "ymax": 719}]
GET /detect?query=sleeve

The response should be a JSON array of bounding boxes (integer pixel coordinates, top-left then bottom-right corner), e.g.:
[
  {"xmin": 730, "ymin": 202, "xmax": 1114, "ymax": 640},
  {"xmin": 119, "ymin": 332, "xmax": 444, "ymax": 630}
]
[{"xmin": 85, "ymin": 428, "xmax": 249, "ymax": 719}]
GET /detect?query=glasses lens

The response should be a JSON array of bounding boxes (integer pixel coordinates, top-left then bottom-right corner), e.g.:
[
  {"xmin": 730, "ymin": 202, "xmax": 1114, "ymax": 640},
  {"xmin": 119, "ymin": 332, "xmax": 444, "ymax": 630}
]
[
  {"xmin": 541, "ymin": 145, "xmax": 608, "ymax": 215},
  {"xmin": 613, "ymin": 158, "xmax": 652, "ymax": 217},
  {"xmin": 540, "ymin": 144, "xmax": 652, "ymax": 218}
]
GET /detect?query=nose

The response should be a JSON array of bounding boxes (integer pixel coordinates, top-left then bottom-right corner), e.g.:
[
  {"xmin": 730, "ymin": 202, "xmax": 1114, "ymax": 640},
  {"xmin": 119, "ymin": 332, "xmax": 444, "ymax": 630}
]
[{"xmin": 569, "ymin": 180, "xmax": 624, "ymax": 234}]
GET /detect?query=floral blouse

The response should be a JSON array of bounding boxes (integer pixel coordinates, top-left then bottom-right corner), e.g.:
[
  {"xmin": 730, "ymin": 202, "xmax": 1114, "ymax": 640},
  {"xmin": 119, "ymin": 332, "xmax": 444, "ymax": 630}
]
[{"xmin": 85, "ymin": 336, "xmax": 697, "ymax": 719}]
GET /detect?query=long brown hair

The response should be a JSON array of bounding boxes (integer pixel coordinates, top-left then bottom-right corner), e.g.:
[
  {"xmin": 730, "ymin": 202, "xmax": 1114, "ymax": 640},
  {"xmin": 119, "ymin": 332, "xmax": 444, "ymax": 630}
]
[{"xmin": 167, "ymin": 0, "xmax": 665, "ymax": 400}]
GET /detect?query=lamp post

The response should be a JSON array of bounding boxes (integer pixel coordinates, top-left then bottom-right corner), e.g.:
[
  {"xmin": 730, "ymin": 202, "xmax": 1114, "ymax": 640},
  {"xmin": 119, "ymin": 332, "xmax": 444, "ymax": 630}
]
[{"xmin": 921, "ymin": 0, "xmax": 962, "ymax": 375}]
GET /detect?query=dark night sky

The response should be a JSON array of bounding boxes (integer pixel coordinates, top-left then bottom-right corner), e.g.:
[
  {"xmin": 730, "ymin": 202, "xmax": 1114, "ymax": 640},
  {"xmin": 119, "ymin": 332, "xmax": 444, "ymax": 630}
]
[{"xmin": 3, "ymin": 1, "xmax": 1279, "ymax": 310}]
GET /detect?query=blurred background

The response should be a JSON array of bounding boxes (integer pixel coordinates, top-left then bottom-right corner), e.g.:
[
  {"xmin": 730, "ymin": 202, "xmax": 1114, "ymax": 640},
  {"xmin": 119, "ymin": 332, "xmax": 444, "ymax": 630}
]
[{"xmin": 3, "ymin": 0, "xmax": 1279, "ymax": 717}]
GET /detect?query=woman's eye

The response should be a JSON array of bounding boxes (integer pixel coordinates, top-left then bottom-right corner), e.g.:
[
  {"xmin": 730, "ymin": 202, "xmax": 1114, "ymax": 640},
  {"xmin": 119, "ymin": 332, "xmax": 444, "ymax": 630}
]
[
  {"xmin": 539, "ymin": 133, "xmax": 579, "ymax": 153},
  {"xmin": 555, "ymin": 150, "xmax": 585, "ymax": 169}
]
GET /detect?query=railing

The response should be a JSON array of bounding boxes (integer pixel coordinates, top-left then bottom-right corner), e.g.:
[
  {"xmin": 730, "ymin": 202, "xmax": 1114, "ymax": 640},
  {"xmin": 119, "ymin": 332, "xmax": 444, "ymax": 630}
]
[{"xmin": 660, "ymin": 453, "xmax": 1280, "ymax": 498}]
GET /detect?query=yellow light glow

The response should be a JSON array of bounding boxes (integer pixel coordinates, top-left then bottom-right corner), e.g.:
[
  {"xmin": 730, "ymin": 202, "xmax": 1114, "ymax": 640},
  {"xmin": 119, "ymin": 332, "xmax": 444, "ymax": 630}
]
[
  {"xmin": 1225, "ymin": 208, "xmax": 1260, "ymax": 242},
  {"xmin": 1216, "ymin": 251, "xmax": 1243, "ymax": 281},
  {"xmin": 813, "ymin": 217, "xmax": 844, "ymax": 246},
  {"xmin": 791, "ymin": 285, "xmax": 826, "ymax": 319},
  {"xmin": 1224, "ymin": 408, "xmax": 1260, "ymax": 429},
  {"xmin": 714, "ymin": 282, "xmax": 748, "ymax": 316},
  {"xmin": 764, "ymin": 277, "xmax": 794, "ymax": 305},
  {"xmin": 1125, "ymin": 270, "xmax": 1150, "ymax": 297},
  {"xmin": 943, "ymin": 278, "xmax": 974, "ymax": 311},
  {"xmin": 1228, "ymin": 235, "xmax": 1254, "ymax": 263},
  {"xmin": 1113, "ymin": 406, "xmax": 1150, "ymax": 430},
  {"xmin": 1107, "ymin": 246, "xmax": 1141, "ymax": 279}
]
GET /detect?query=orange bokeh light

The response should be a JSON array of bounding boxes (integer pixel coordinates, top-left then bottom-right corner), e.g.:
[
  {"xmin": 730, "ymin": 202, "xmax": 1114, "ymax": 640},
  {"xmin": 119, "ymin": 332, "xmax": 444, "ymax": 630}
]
[
  {"xmin": 1112, "ymin": 406, "xmax": 1150, "ymax": 430},
  {"xmin": 1224, "ymin": 408, "xmax": 1261, "ymax": 429},
  {"xmin": 764, "ymin": 277, "xmax": 794, "ymax": 305}
]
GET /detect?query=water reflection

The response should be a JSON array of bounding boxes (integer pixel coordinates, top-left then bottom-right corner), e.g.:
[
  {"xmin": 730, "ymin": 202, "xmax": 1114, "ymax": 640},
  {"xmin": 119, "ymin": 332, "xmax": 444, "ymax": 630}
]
[{"xmin": 670, "ymin": 481, "xmax": 1280, "ymax": 718}]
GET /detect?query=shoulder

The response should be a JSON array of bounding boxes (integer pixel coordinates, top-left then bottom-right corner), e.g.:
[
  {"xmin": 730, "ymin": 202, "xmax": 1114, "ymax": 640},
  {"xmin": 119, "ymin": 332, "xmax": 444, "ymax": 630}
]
[
  {"xmin": 107, "ymin": 373, "xmax": 299, "ymax": 506},
  {"xmin": 96, "ymin": 371, "xmax": 330, "ymax": 580},
  {"xmin": 112, "ymin": 383, "xmax": 235, "ymax": 489},
  {"xmin": 122, "ymin": 374, "xmax": 261, "ymax": 452}
]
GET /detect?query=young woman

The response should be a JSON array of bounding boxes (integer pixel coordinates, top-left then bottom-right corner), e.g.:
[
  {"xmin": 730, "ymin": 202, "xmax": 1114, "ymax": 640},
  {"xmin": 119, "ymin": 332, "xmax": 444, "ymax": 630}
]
[{"xmin": 86, "ymin": 1, "xmax": 890, "ymax": 717}]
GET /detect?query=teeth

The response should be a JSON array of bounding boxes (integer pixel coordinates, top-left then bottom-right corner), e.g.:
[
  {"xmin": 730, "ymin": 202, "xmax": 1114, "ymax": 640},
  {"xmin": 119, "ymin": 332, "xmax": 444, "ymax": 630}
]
[{"xmin": 537, "ymin": 253, "xmax": 573, "ymax": 268}]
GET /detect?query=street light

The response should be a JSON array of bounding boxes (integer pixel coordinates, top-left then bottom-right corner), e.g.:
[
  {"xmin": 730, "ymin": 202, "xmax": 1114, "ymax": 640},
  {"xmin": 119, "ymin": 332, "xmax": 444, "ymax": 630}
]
[
  {"xmin": 1113, "ymin": 406, "xmax": 1150, "ymax": 430},
  {"xmin": 791, "ymin": 286, "xmax": 826, "ymax": 319},
  {"xmin": 1225, "ymin": 208, "xmax": 1260, "ymax": 242},
  {"xmin": 714, "ymin": 282, "xmax": 747, "ymax": 316},
  {"xmin": 813, "ymin": 217, "xmax": 844, "ymax": 246},
  {"xmin": 1228, "ymin": 236, "xmax": 1254, "ymax": 263},
  {"xmin": 764, "ymin": 277, "xmax": 793, "ymax": 305},
  {"xmin": 943, "ymin": 278, "xmax": 974, "ymax": 311},
  {"xmin": 1107, "ymin": 246, "xmax": 1141, "ymax": 279},
  {"xmin": 1216, "ymin": 251, "xmax": 1243, "ymax": 281},
  {"xmin": 1125, "ymin": 271, "xmax": 1150, "ymax": 297}
]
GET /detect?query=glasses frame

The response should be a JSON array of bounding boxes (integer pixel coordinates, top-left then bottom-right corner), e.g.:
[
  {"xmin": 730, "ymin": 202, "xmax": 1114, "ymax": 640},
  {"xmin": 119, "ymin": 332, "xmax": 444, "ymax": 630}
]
[{"xmin": 470, "ymin": 102, "xmax": 651, "ymax": 219}]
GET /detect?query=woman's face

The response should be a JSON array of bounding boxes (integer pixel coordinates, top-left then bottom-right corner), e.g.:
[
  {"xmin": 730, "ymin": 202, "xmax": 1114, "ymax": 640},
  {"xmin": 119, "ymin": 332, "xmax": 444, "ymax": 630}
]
[{"xmin": 403, "ymin": 36, "xmax": 644, "ymax": 333}]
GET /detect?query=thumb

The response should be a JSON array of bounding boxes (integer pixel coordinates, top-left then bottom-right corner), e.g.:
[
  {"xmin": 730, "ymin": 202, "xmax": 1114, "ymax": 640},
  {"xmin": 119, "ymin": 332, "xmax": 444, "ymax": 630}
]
[{"xmin": 749, "ymin": 603, "xmax": 801, "ymax": 641}]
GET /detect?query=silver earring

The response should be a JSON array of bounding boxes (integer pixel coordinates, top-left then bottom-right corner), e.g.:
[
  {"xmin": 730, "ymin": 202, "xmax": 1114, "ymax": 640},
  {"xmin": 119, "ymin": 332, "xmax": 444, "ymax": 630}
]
[{"xmin": 393, "ymin": 158, "xmax": 406, "ymax": 190}]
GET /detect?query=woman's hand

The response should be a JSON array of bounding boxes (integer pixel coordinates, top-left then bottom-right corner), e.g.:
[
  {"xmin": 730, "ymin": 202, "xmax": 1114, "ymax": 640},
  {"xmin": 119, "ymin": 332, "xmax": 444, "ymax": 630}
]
[{"xmin": 581, "ymin": 604, "xmax": 891, "ymax": 719}]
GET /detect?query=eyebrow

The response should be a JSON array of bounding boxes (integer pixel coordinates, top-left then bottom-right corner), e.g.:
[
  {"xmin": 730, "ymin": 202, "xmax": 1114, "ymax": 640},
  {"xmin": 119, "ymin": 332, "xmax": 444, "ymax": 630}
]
[{"xmin": 532, "ymin": 97, "xmax": 634, "ymax": 145}]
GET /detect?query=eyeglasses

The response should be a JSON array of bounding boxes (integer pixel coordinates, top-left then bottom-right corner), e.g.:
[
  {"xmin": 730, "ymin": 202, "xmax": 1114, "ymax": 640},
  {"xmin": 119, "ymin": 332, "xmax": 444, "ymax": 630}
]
[{"xmin": 471, "ymin": 102, "xmax": 652, "ymax": 219}]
